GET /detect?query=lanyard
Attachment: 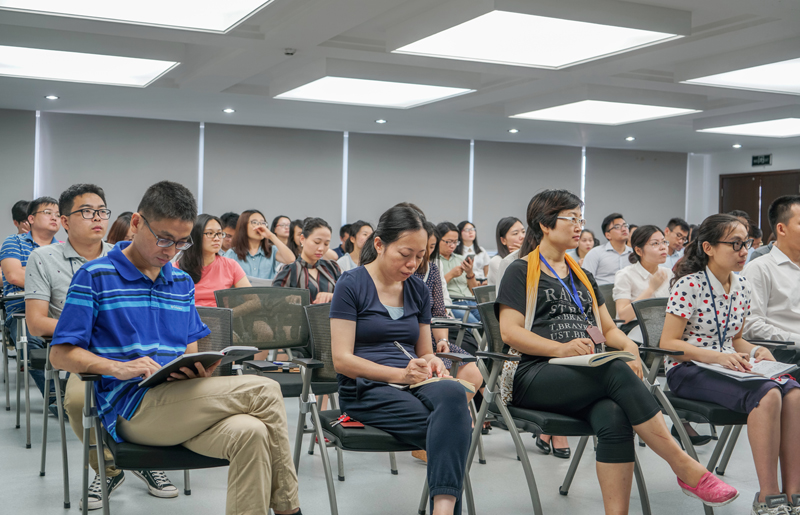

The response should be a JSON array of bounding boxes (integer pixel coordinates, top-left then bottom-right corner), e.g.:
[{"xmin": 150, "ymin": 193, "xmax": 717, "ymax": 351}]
[
  {"xmin": 703, "ymin": 270, "xmax": 734, "ymax": 350},
  {"xmin": 539, "ymin": 254, "xmax": 590, "ymax": 324}
]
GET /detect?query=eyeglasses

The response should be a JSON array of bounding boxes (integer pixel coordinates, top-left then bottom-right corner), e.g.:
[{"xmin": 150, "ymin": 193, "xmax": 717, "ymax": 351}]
[
  {"xmin": 609, "ymin": 223, "xmax": 629, "ymax": 231},
  {"xmin": 442, "ymin": 240, "xmax": 459, "ymax": 246},
  {"xmin": 717, "ymin": 239, "xmax": 754, "ymax": 252},
  {"xmin": 139, "ymin": 214, "xmax": 193, "ymax": 250},
  {"xmin": 275, "ymin": 223, "xmax": 290, "ymax": 229},
  {"xmin": 250, "ymin": 220, "xmax": 267, "ymax": 227},
  {"xmin": 203, "ymin": 231, "xmax": 227, "ymax": 240},
  {"xmin": 673, "ymin": 234, "xmax": 688, "ymax": 243},
  {"xmin": 647, "ymin": 240, "xmax": 670, "ymax": 248},
  {"xmin": 68, "ymin": 208, "xmax": 112, "ymax": 220},
  {"xmin": 462, "ymin": 228, "xmax": 476, "ymax": 234},
  {"xmin": 556, "ymin": 216, "xmax": 586, "ymax": 228},
  {"xmin": 34, "ymin": 209, "xmax": 60, "ymax": 219}
]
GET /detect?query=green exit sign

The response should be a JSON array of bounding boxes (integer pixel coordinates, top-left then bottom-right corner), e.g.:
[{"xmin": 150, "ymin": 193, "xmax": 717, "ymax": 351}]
[{"xmin": 752, "ymin": 154, "xmax": 772, "ymax": 166}]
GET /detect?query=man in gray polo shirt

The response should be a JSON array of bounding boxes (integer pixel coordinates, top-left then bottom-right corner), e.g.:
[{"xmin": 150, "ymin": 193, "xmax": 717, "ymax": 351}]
[
  {"xmin": 25, "ymin": 184, "xmax": 177, "ymax": 510},
  {"xmin": 582, "ymin": 212, "xmax": 632, "ymax": 285}
]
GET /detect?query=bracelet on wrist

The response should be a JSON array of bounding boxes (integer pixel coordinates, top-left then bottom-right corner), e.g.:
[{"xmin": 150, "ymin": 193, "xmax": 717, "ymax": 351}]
[
  {"xmin": 437, "ymin": 339, "xmax": 449, "ymax": 344},
  {"xmin": 749, "ymin": 346, "xmax": 761, "ymax": 359},
  {"xmin": 466, "ymin": 274, "xmax": 475, "ymax": 279}
]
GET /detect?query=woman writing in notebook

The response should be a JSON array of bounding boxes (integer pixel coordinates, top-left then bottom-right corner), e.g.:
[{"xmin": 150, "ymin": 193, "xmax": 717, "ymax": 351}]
[
  {"xmin": 331, "ymin": 206, "xmax": 472, "ymax": 515},
  {"xmin": 660, "ymin": 214, "xmax": 800, "ymax": 515},
  {"xmin": 497, "ymin": 189, "xmax": 738, "ymax": 514}
]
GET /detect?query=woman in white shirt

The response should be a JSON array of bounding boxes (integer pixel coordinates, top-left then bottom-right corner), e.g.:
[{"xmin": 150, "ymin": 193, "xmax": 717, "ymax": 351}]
[
  {"xmin": 613, "ymin": 225, "xmax": 673, "ymax": 325},
  {"xmin": 487, "ymin": 217, "xmax": 525, "ymax": 286},
  {"xmin": 336, "ymin": 220, "xmax": 373, "ymax": 272},
  {"xmin": 456, "ymin": 220, "xmax": 491, "ymax": 282}
]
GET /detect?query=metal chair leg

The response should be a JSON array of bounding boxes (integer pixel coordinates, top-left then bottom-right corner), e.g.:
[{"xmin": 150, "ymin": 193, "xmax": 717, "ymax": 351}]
[
  {"xmin": 40, "ymin": 350, "xmax": 52, "ymax": 475},
  {"xmin": 184, "ymin": 470, "xmax": 191, "ymax": 495},
  {"xmin": 15, "ymin": 340, "xmax": 21, "ymax": 427},
  {"xmin": 2, "ymin": 326, "xmax": 9, "ymax": 411},
  {"xmin": 417, "ymin": 479, "xmax": 429, "ymax": 515},
  {"xmin": 389, "ymin": 452, "xmax": 398, "ymax": 475},
  {"xmin": 496, "ymin": 402, "xmax": 544, "ymax": 515},
  {"xmin": 293, "ymin": 399, "xmax": 307, "ymax": 471},
  {"xmin": 705, "ymin": 425, "xmax": 733, "ymax": 473},
  {"xmin": 54, "ymin": 373, "xmax": 70, "ymax": 508},
  {"xmin": 715, "ymin": 425, "xmax": 742, "ymax": 475},
  {"xmin": 469, "ymin": 400, "xmax": 486, "ymax": 464},
  {"xmin": 633, "ymin": 452, "xmax": 652, "ymax": 515},
  {"xmin": 82, "ymin": 384, "xmax": 91, "ymax": 515},
  {"xmin": 559, "ymin": 436, "xmax": 589, "ymax": 495},
  {"xmin": 336, "ymin": 447, "xmax": 345, "ymax": 481},
  {"xmin": 309, "ymin": 403, "xmax": 338, "ymax": 515},
  {"xmin": 22, "ymin": 332, "xmax": 31, "ymax": 448}
]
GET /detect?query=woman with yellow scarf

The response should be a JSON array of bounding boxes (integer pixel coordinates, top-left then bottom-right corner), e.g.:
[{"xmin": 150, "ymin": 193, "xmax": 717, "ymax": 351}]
[{"xmin": 496, "ymin": 189, "xmax": 737, "ymax": 513}]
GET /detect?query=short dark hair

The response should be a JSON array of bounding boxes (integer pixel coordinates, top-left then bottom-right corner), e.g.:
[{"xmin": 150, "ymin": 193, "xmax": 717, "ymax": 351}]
[
  {"xmin": 12, "ymin": 200, "xmax": 29, "ymax": 223},
  {"xmin": 752, "ymin": 226, "xmax": 763, "ymax": 239},
  {"xmin": 495, "ymin": 216, "xmax": 522, "ymax": 259},
  {"xmin": 304, "ymin": 217, "xmax": 332, "ymax": 238},
  {"xmin": 435, "ymin": 221, "xmax": 459, "ymax": 240},
  {"xmin": 27, "ymin": 196, "xmax": 59, "ymax": 217},
  {"xmin": 137, "ymin": 181, "xmax": 196, "ymax": 222},
  {"xmin": 628, "ymin": 225, "xmax": 664, "ymax": 264},
  {"xmin": 767, "ymin": 195, "xmax": 800, "ymax": 236},
  {"xmin": 666, "ymin": 217, "xmax": 690, "ymax": 234},
  {"xmin": 520, "ymin": 190, "xmax": 584, "ymax": 256},
  {"xmin": 220, "ymin": 212, "xmax": 239, "ymax": 230},
  {"xmin": 59, "ymin": 184, "xmax": 107, "ymax": 218},
  {"xmin": 344, "ymin": 220, "xmax": 373, "ymax": 254},
  {"xmin": 362, "ymin": 207, "xmax": 425, "ymax": 266},
  {"xmin": 339, "ymin": 224, "xmax": 352, "ymax": 239},
  {"xmin": 601, "ymin": 213, "xmax": 624, "ymax": 235}
]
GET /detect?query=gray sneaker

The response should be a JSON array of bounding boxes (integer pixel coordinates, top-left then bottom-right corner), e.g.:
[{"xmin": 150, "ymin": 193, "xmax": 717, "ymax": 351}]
[
  {"xmin": 80, "ymin": 471, "xmax": 125, "ymax": 511},
  {"xmin": 789, "ymin": 494, "xmax": 800, "ymax": 515},
  {"xmin": 132, "ymin": 470, "xmax": 179, "ymax": 498},
  {"xmin": 752, "ymin": 493, "xmax": 792, "ymax": 515}
]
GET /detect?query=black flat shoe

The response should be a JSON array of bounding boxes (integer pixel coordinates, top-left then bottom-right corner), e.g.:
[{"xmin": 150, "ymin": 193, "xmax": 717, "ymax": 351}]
[
  {"xmin": 671, "ymin": 424, "xmax": 712, "ymax": 448},
  {"xmin": 552, "ymin": 447, "xmax": 571, "ymax": 460},
  {"xmin": 534, "ymin": 434, "xmax": 551, "ymax": 454}
]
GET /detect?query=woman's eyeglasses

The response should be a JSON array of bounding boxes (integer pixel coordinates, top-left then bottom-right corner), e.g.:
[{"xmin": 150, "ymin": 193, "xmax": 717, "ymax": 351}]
[
  {"xmin": 717, "ymin": 239, "xmax": 754, "ymax": 252},
  {"xmin": 647, "ymin": 240, "xmax": 670, "ymax": 248},
  {"xmin": 250, "ymin": 220, "xmax": 268, "ymax": 227},
  {"xmin": 203, "ymin": 231, "xmax": 228, "ymax": 240},
  {"xmin": 556, "ymin": 216, "xmax": 586, "ymax": 228}
]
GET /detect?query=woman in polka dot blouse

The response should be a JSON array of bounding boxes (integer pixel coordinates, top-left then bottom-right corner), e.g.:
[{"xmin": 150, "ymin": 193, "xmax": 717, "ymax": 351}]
[{"xmin": 660, "ymin": 214, "xmax": 800, "ymax": 514}]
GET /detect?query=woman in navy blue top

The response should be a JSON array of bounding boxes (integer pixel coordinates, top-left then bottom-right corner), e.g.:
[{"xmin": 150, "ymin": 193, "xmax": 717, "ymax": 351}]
[{"xmin": 331, "ymin": 206, "xmax": 472, "ymax": 515}]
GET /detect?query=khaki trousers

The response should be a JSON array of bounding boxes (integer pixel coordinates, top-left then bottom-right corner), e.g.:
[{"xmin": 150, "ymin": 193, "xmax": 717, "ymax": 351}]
[
  {"xmin": 64, "ymin": 374, "xmax": 120, "ymax": 477},
  {"xmin": 116, "ymin": 375, "xmax": 299, "ymax": 515}
]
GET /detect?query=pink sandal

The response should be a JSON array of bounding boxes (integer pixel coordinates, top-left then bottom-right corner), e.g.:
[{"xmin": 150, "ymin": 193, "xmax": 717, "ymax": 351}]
[{"xmin": 678, "ymin": 471, "xmax": 739, "ymax": 507}]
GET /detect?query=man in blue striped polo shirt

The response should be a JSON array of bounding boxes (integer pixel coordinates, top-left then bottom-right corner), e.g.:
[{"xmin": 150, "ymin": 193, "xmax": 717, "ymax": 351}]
[
  {"xmin": 50, "ymin": 181, "xmax": 301, "ymax": 515},
  {"xmin": 1, "ymin": 196, "xmax": 60, "ymax": 397}
]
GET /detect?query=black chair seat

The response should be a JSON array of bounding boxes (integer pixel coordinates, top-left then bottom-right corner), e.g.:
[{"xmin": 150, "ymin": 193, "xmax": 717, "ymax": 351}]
[
  {"xmin": 318, "ymin": 410, "xmax": 418, "ymax": 453},
  {"xmin": 262, "ymin": 372, "xmax": 339, "ymax": 398},
  {"xmin": 489, "ymin": 402, "xmax": 594, "ymax": 436},
  {"xmin": 29, "ymin": 348, "xmax": 47, "ymax": 369},
  {"xmin": 103, "ymin": 435, "xmax": 229, "ymax": 471},
  {"xmin": 662, "ymin": 391, "xmax": 748, "ymax": 426}
]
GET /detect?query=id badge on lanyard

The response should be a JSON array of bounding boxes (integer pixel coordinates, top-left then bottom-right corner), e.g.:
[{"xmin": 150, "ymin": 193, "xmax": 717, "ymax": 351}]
[{"xmin": 540, "ymin": 255, "xmax": 605, "ymax": 353}]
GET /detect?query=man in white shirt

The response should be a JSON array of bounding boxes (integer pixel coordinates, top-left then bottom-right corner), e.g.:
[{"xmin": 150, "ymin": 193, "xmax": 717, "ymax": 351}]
[
  {"xmin": 581, "ymin": 213, "xmax": 632, "ymax": 285},
  {"xmin": 742, "ymin": 195, "xmax": 800, "ymax": 364},
  {"xmin": 661, "ymin": 217, "xmax": 689, "ymax": 270}
]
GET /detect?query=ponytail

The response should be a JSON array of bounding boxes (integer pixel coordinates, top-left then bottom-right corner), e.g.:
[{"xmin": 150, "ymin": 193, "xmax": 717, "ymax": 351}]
[{"xmin": 671, "ymin": 214, "xmax": 744, "ymax": 288}]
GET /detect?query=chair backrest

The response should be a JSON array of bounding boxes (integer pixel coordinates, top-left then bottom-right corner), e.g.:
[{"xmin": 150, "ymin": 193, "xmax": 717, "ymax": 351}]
[
  {"xmin": 473, "ymin": 285, "xmax": 497, "ymax": 304},
  {"xmin": 598, "ymin": 283, "xmax": 615, "ymax": 318},
  {"xmin": 477, "ymin": 302, "xmax": 505, "ymax": 355},
  {"xmin": 631, "ymin": 297, "xmax": 669, "ymax": 348},
  {"xmin": 303, "ymin": 303, "xmax": 338, "ymax": 383},
  {"xmin": 214, "ymin": 286, "xmax": 311, "ymax": 353},
  {"xmin": 196, "ymin": 306, "xmax": 235, "ymax": 376}
]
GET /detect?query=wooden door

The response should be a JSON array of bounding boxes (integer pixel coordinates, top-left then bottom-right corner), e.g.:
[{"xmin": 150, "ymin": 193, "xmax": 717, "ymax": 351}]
[
  {"xmin": 720, "ymin": 174, "xmax": 759, "ymax": 222},
  {"xmin": 760, "ymin": 172, "xmax": 800, "ymax": 241}
]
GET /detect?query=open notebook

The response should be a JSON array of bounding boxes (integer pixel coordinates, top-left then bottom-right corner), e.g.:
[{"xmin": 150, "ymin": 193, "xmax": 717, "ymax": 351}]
[
  {"xmin": 691, "ymin": 359, "xmax": 797, "ymax": 382},
  {"xmin": 389, "ymin": 376, "xmax": 476, "ymax": 393},
  {"xmin": 549, "ymin": 350, "xmax": 636, "ymax": 367}
]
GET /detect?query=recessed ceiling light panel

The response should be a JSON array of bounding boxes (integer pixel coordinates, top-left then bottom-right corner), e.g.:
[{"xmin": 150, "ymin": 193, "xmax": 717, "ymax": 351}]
[
  {"xmin": 223, "ymin": 108, "xmax": 235, "ymax": 114},
  {"xmin": 698, "ymin": 119, "xmax": 800, "ymax": 138},
  {"xmin": 0, "ymin": 45, "xmax": 178, "ymax": 87},
  {"xmin": 44, "ymin": 95, "xmax": 58, "ymax": 100},
  {"xmin": 682, "ymin": 57, "xmax": 800, "ymax": 95},
  {"xmin": 625, "ymin": 136, "xmax": 635, "ymax": 141},
  {"xmin": 274, "ymin": 76, "xmax": 474, "ymax": 109},
  {"xmin": 394, "ymin": 11, "xmax": 680, "ymax": 69},
  {"xmin": 511, "ymin": 100, "xmax": 699, "ymax": 125},
  {"xmin": 375, "ymin": 119, "xmax": 387, "ymax": 124},
  {"xmin": 0, "ymin": 0, "xmax": 276, "ymax": 33}
]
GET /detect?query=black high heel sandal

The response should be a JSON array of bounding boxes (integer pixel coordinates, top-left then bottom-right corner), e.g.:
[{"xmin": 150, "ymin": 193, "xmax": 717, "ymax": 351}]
[{"xmin": 534, "ymin": 434, "xmax": 551, "ymax": 454}]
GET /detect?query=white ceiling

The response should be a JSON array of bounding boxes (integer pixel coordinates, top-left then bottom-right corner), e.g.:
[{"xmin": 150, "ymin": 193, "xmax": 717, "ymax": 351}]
[{"xmin": 1, "ymin": 0, "xmax": 799, "ymax": 154}]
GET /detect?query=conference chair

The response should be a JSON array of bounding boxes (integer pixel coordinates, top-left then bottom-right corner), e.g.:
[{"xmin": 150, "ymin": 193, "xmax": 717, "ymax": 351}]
[
  {"xmin": 472, "ymin": 285, "xmax": 496, "ymax": 304},
  {"xmin": 12, "ymin": 311, "xmax": 32, "ymax": 448},
  {"xmin": 2, "ymin": 295, "xmax": 14, "ymax": 411},
  {"xmin": 257, "ymin": 303, "xmax": 475, "ymax": 515},
  {"xmin": 464, "ymin": 301, "xmax": 654, "ymax": 515},
  {"xmin": 631, "ymin": 297, "xmax": 789, "ymax": 515},
  {"xmin": 78, "ymin": 307, "xmax": 237, "ymax": 515},
  {"xmin": 37, "ymin": 336, "xmax": 71, "ymax": 508}
]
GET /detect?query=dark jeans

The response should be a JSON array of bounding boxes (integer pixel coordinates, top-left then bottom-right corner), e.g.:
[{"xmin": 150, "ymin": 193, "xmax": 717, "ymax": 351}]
[
  {"xmin": 451, "ymin": 300, "xmax": 480, "ymax": 324},
  {"xmin": 340, "ymin": 379, "xmax": 472, "ymax": 514},
  {"xmin": 8, "ymin": 316, "xmax": 50, "ymax": 399},
  {"xmin": 512, "ymin": 360, "xmax": 661, "ymax": 463}
]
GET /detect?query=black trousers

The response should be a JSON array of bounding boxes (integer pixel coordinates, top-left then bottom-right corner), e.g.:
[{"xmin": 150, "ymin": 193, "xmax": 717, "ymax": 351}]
[
  {"xmin": 512, "ymin": 360, "xmax": 661, "ymax": 463},
  {"xmin": 339, "ymin": 380, "xmax": 472, "ymax": 514}
]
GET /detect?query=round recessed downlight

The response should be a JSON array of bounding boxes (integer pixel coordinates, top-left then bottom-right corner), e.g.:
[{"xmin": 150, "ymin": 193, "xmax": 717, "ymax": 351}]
[
  {"xmin": 223, "ymin": 108, "xmax": 235, "ymax": 114},
  {"xmin": 375, "ymin": 119, "xmax": 387, "ymax": 124},
  {"xmin": 508, "ymin": 128, "xmax": 519, "ymax": 134},
  {"xmin": 45, "ymin": 95, "xmax": 59, "ymax": 100},
  {"xmin": 625, "ymin": 136, "xmax": 635, "ymax": 142}
]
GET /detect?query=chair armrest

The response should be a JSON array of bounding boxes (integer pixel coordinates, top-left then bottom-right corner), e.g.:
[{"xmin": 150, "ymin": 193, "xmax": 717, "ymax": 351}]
[
  {"xmin": 431, "ymin": 317, "xmax": 460, "ymax": 326},
  {"xmin": 476, "ymin": 351, "xmax": 520, "ymax": 362},
  {"xmin": 291, "ymin": 357, "xmax": 325, "ymax": 370},
  {"xmin": 638, "ymin": 348, "xmax": 685, "ymax": 356},
  {"xmin": 748, "ymin": 339, "xmax": 792, "ymax": 350},
  {"xmin": 436, "ymin": 352, "xmax": 477, "ymax": 363},
  {"xmin": 450, "ymin": 295, "xmax": 475, "ymax": 302},
  {"xmin": 243, "ymin": 360, "xmax": 281, "ymax": 373},
  {"xmin": 612, "ymin": 319, "xmax": 625, "ymax": 325},
  {"xmin": 79, "ymin": 373, "xmax": 102, "ymax": 382}
]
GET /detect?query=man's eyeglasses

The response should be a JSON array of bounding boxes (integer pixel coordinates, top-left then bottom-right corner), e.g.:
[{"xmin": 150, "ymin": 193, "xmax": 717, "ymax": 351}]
[
  {"xmin": 203, "ymin": 231, "xmax": 228, "ymax": 240},
  {"xmin": 647, "ymin": 240, "xmax": 670, "ymax": 249},
  {"xmin": 717, "ymin": 239, "xmax": 754, "ymax": 252},
  {"xmin": 557, "ymin": 216, "xmax": 586, "ymax": 228},
  {"xmin": 673, "ymin": 234, "xmax": 688, "ymax": 243},
  {"xmin": 34, "ymin": 209, "xmax": 60, "ymax": 219},
  {"xmin": 609, "ymin": 223, "xmax": 629, "ymax": 231},
  {"xmin": 250, "ymin": 220, "xmax": 268, "ymax": 227},
  {"xmin": 140, "ymin": 215, "xmax": 193, "ymax": 250},
  {"xmin": 442, "ymin": 240, "xmax": 459, "ymax": 246},
  {"xmin": 68, "ymin": 208, "xmax": 112, "ymax": 220}
]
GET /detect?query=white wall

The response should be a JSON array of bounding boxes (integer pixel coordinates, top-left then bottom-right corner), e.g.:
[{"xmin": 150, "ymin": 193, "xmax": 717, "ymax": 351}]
[{"xmin": 0, "ymin": 109, "xmax": 35, "ymax": 233}]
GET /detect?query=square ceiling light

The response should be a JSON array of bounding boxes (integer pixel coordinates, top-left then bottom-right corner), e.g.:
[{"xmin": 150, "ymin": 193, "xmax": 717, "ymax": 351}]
[
  {"xmin": 697, "ymin": 119, "xmax": 800, "ymax": 138},
  {"xmin": 393, "ymin": 10, "xmax": 681, "ymax": 69},
  {"xmin": 682, "ymin": 57, "xmax": 800, "ymax": 95},
  {"xmin": 0, "ymin": 0, "xmax": 275, "ymax": 33},
  {"xmin": 274, "ymin": 76, "xmax": 474, "ymax": 109},
  {"xmin": 0, "ymin": 45, "xmax": 178, "ymax": 87},
  {"xmin": 511, "ymin": 100, "xmax": 699, "ymax": 125}
]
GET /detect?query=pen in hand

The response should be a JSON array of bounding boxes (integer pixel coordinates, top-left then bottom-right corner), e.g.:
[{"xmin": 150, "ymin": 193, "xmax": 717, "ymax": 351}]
[{"xmin": 393, "ymin": 341, "xmax": 437, "ymax": 378}]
